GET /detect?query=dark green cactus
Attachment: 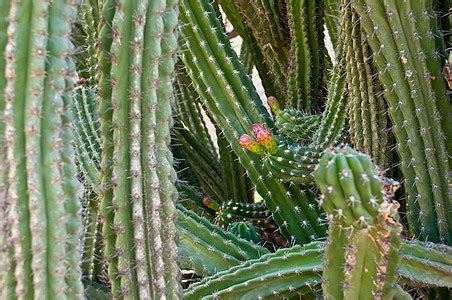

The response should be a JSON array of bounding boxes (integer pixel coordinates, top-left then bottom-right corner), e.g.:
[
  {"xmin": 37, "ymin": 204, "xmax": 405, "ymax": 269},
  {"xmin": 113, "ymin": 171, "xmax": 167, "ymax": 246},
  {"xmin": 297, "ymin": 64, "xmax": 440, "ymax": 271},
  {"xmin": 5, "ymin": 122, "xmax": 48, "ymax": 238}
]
[
  {"xmin": 315, "ymin": 146, "xmax": 403, "ymax": 299},
  {"xmin": 177, "ymin": 205, "xmax": 269, "ymax": 276},
  {"xmin": 184, "ymin": 242, "xmax": 325, "ymax": 299},
  {"xmin": 1, "ymin": 0, "xmax": 84, "ymax": 298},
  {"xmin": 227, "ymin": 222, "xmax": 262, "ymax": 244},
  {"xmin": 286, "ymin": 0, "xmax": 327, "ymax": 111},
  {"xmin": 0, "ymin": 0, "xmax": 450, "ymax": 297},
  {"xmin": 215, "ymin": 201, "xmax": 276, "ymax": 232},
  {"xmin": 182, "ymin": 238, "xmax": 452, "ymax": 298}
]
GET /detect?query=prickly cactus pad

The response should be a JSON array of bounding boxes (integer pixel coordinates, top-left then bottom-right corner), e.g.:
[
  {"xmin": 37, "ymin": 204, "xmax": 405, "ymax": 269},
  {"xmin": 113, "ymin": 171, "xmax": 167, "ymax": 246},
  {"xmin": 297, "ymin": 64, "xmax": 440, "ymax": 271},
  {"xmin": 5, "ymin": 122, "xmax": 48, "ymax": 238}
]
[{"xmin": 314, "ymin": 146, "xmax": 403, "ymax": 299}]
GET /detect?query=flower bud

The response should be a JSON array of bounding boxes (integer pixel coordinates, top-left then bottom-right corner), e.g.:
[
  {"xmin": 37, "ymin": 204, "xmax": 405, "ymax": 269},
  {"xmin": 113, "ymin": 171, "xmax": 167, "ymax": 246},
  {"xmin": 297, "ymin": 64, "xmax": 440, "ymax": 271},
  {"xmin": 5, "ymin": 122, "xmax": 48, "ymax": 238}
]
[{"xmin": 239, "ymin": 134, "xmax": 265, "ymax": 155}]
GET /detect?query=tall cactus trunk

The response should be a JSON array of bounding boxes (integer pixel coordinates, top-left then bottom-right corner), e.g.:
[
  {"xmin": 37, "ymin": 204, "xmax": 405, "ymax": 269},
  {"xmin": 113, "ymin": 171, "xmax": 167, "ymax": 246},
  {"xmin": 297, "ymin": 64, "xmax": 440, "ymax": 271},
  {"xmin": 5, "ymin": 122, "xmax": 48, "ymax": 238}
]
[
  {"xmin": 1, "ymin": 0, "xmax": 84, "ymax": 298},
  {"xmin": 97, "ymin": 0, "xmax": 181, "ymax": 298},
  {"xmin": 351, "ymin": 0, "xmax": 451, "ymax": 245}
]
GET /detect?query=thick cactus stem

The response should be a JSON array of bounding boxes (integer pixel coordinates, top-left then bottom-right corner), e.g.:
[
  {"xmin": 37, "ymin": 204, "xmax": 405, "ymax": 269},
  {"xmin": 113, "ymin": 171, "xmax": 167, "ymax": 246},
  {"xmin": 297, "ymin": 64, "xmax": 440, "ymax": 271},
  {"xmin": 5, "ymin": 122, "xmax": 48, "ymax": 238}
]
[
  {"xmin": 351, "ymin": 0, "xmax": 451, "ymax": 245},
  {"xmin": 97, "ymin": 0, "xmax": 181, "ymax": 298},
  {"xmin": 315, "ymin": 146, "xmax": 403, "ymax": 299},
  {"xmin": 1, "ymin": 0, "xmax": 84, "ymax": 298}
]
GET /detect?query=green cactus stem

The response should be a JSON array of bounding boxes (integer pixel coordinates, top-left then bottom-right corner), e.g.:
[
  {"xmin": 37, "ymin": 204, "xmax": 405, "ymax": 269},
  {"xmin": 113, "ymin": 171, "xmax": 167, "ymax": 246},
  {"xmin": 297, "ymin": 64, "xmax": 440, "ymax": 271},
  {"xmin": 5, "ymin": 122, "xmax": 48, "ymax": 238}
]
[
  {"xmin": 177, "ymin": 206, "xmax": 269, "ymax": 276},
  {"xmin": 1, "ymin": 0, "xmax": 84, "ymax": 298},
  {"xmin": 351, "ymin": 0, "xmax": 451, "ymax": 245},
  {"xmin": 184, "ymin": 242, "xmax": 325, "ymax": 299},
  {"xmin": 286, "ymin": 0, "xmax": 327, "ymax": 111},
  {"xmin": 270, "ymin": 103, "xmax": 321, "ymax": 143},
  {"xmin": 73, "ymin": 87, "xmax": 101, "ymax": 192},
  {"xmin": 232, "ymin": 0, "xmax": 289, "ymax": 102},
  {"xmin": 315, "ymin": 146, "xmax": 403, "ymax": 299},
  {"xmin": 228, "ymin": 222, "xmax": 263, "ymax": 244},
  {"xmin": 97, "ymin": 0, "xmax": 180, "ymax": 298},
  {"xmin": 341, "ymin": 2, "xmax": 389, "ymax": 168},
  {"xmin": 0, "ymin": 0, "xmax": 10, "ymax": 293},
  {"xmin": 215, "ymin": 201, "xmax": 277, "ymax": 232}
]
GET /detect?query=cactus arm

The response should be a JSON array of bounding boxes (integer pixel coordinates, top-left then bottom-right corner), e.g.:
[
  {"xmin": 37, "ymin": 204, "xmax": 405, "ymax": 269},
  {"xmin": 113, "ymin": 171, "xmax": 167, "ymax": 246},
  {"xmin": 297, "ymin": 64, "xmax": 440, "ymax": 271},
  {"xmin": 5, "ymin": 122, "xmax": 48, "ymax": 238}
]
[
  {"xmin": 352, "ymin": 0, "xmax": 450, "ymax": 244},
  {"xmin": 322, "ymin": 225, "xmax": 349, "ymax": 299},
  {"xmin": 174, "ymin": 127, "xmax": 226, "ymax": 202},
  {"xmin": 108, "ymin": 1, "xmax": 136, "ymax": 296},
  {"xmin": 178, "ymin": 205, "xmax": 269, "ymax": 259},
  {"xmin": 399, "ymin": 241, "xmax": 452, "ymax": 288},
  {"xmin": 157, "ymin": 1, "xmax": 181, "ymax": 296},
  {"xmin": 80, "ymin": 189, "xmax": 99, "ymax": 279},
  {"xmin": 2, "ymin": 1, "xmax": 83, "ymax": 297},
  {"xmin": 228, "ymin": 222, "xmax": 262, "ymax": 244},
  {"xmin": 184, "ymin": 243, "xmax": 324, "ymax": 299},
  {"xmin": 177, "ymin": 207, "xmax": 269, "ymax": 275},
  {"xmin": 232, "ymin": 0, "xmax": 288, "ymax": 101},
  {"xmin": 342, "ymin": 3, "xmax": 389, "ymax": 168},
  {"xmin": 287, "ymin": 0, "xmax": 311, "ymax": 111},
  {"xmin": 315, "ymin": 147, "xmax": 403, "ymax": 299},
  {"xmin": 181, "ymin": 238, "xmax": 451, "ymax": 297},
  {"xmin": 177, "ymin": 228, "xmax": 241, "ymax": 276}
]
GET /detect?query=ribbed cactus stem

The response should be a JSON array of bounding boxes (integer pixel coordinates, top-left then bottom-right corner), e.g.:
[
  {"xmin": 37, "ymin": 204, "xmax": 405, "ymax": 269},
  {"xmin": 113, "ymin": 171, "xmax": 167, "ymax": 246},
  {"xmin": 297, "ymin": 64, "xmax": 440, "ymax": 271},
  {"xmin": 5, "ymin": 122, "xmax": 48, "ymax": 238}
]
[
  {"xmin": 286, "ymin": 0, "xmax": 327, "ymax": 111},
  {"xmin": 342, "ymin": 2, "xmax": 389, "ymax": 168},
  {"xmin": 0, "ymin": 0, "xmax": 10, "ymax": 294},
  {"xmin": 97, "ymin": 0, "xmax": 181, "ymax": 297},
  {"xmin": 315, "ymin": 146, "xmax": 403, "ymax": 299},
  {"xmin": 2, "ymin": 0, "xmax": 84, "ymax": 298},
  {"xmin": 352, "ymin": 0, "xmax": 451, "ymax": 244}
]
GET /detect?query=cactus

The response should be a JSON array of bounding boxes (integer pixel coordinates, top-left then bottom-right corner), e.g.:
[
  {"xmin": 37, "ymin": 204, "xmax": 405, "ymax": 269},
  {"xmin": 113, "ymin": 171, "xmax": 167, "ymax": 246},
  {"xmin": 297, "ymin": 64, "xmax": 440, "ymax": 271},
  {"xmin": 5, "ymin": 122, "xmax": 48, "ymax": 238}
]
[
  {"xmin": 341, "ymin": 2, "xmax": 389, "ymax": 169},
  {"xmin": 0, "ymin": 0, "xmax": 450, "ymax": 297},
  {"xmin": 182, "ymin": 238, "xmax": 452, "ymax": 298},
  {"xmin": 1, "ymin": 0, "xmax": 84, "ymax": 298},
  {"xmin": 177, "ymin": 206, "xmax": 269, "ymax": 275},
  {"xmin": 184, "ymin": 242, "xmax": 325, "ymax": 299},
  {"xmin": 96, "ymin": 0, "xmax": 181, "ymax": 298},
  {"xmin": 315, "ymin": 146, "xmax": 403, "ymax": 299},
  {"xmin": 286, "ymin": 0, "xmax": 327, "ymax": 111},
  {"xmin": 227, "ymin": 222, "xmax": 263, "ymax": 244},
  {"xmin": 179, "ymin": 0, "xmax": 328, "ymax": 243},
  {"xmin": 351, "ymin": 0, "xmax": 451, "ymax": 244}
]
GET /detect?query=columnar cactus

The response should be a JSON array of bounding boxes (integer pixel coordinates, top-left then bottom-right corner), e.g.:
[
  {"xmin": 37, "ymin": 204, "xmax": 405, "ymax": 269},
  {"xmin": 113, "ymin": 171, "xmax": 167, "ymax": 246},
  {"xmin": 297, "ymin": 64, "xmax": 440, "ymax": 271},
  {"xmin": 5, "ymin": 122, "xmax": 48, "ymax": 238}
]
[
  {"xmin": 1, "ymin": 0, "xmax": 84, "ymax": 298},
  {"xmin": 341, "ymin": 2, "xmax": 389, "ymax": 168},
  {"xmin": 96, "ymin": 0, "xmax": 180, "ymax": 298},
  {"xmin": 351, "ymin": 0, "xmax": 451, "ymax": 245},
  {"xmin": 315, "ymin": 146, "xmax": 403, "ymax": 299}
]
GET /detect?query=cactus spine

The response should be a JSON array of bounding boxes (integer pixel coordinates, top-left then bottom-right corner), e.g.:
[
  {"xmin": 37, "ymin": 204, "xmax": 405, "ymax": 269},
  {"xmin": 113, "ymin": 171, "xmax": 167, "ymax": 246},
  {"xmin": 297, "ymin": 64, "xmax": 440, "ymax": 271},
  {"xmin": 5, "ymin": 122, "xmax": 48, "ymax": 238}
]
[
  {"xmin": 97, "ymin": 0, "xmax": 180, "ymax": 298},
  {"xmin": 1, "ymin": 0, "xmax": 84, "ymax": 298}
]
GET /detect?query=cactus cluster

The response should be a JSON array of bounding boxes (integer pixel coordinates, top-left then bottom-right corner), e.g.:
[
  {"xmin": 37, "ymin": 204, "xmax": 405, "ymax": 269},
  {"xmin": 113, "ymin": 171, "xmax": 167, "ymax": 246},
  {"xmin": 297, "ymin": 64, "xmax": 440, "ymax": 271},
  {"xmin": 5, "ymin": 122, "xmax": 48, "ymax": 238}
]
[{"xmin": 1, "ymin": 0, "xmax": 451, "ymax": 298}]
